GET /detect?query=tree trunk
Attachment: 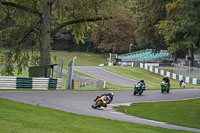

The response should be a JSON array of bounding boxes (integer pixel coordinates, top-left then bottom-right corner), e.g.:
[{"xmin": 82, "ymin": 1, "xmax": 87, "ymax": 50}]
[
  {"xmin": 0, "ymin": 31, "xmax": 2, "ymax": 48},
  {"xmin": 173, "ymin": 51, "xmax": 177, "ymax": 63},
  {"xmin": 40, "ymin": 0, "xmax": 51, "ymax": 66},
  {"xmin": 188, "ymin": 48, "xmax": 194, "ymax": 67}
]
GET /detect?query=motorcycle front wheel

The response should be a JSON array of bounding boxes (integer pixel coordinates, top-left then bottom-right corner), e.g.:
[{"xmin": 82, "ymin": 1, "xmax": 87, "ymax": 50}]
[
  {"xmin": 133, "ymin": 90, "xmax": 137, "ymax": 95},
  {"xmin": 161, "ymin": 87, "xmax": 164, "ymax": 93},
  {"xmin": 96, "ymin": 101, "xmax": 103, "ymax": 108}
]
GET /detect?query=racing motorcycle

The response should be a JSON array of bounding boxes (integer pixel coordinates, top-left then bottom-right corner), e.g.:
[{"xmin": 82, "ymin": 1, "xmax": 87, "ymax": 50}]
[
  {"xmin": 133, "ymin": 82, "xmax": 145, "ymax": 96},
  {"xmin": 160, "ymin": 81, "xmax": 170, "ymax": 93},
  {"xmin": 92, "ymin": 96, "xmax": 110, "ymax": 109},
  {"xmin": 180, "ymin": 80, "xmax": 186, "ymax": 88}
]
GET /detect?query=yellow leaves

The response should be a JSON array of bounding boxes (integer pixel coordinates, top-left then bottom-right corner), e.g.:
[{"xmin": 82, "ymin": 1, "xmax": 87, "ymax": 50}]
[{"xmin": 166, "ymin": 0, "xmax": 183, "ymax": 13}]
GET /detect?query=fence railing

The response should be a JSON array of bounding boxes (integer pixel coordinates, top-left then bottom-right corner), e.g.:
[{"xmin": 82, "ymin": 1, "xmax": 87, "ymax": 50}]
[
  {"xmin": 173, "ymin": 64, "xmax": 200, "ymax": 79},
  {"xmin": 58, "ymin": 68, "xmax": 106, "ymax": 89},
  {"xmin": 73, "ymin": 74, "xmax": 106, "ymax": 89},
  {"xmin": 139, "ymin": 63, "xmax": 200, "ymax": 85}
]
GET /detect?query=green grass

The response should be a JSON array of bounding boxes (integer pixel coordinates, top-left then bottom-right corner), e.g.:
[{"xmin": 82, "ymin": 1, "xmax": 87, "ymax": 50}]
[
  {"xmin": 0, "ymin": 98, "xmax": 192, "ymax": 133},
  {"xmin": 105, "ymin": 82, "xmax": 133, "ymax": 90},
  {"xmin": 103, "ymin": 66, "xmax": 200, "ymax": 89},
  {"xmin": 51, "ymin": 51, "xmax": 108, "ymax": 68},
  {"xmin": 115, "ymin": 98, "xmax": 200, "ymax": 129}
]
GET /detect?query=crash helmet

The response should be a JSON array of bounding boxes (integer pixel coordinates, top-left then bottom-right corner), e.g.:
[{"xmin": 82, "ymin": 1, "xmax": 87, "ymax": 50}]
[{"xmin": 140, "ymin": 78, "xmax": 144, "ymax": 83}]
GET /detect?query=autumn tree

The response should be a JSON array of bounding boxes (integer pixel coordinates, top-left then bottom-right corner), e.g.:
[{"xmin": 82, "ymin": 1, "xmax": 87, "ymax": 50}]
[
  {"xmin": 0, "ymin": 0, "xmax": 130, "ymax": 75},
  {"xmin": 156, "ymin": 0, "xmax": 200, "ymax": 66},
  {"xmin": 91, "ymin": 14, "xmax": 137, "ymax": 54}
]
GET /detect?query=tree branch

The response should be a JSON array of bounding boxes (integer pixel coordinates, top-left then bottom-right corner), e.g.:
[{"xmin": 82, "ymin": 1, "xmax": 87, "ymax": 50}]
[
  {"xmin": 51, "ymin": 17, "xmax": 112, "ymax": 36},
  {"xmin": 0, "ymin": 1, "xmax": 42, "ymax": 16}
]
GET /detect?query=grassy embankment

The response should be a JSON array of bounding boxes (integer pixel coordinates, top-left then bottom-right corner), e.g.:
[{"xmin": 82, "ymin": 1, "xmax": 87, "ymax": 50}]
[
  {"xmin": 115, "ymin": 98, "xmax": 200, "ymax": 129},
  {"xmin": 0, "ymin": 98, "xmax": 192, "ymax": 133},
  {"xmin": 103, "ymin": 66, "xmax": 200, "ymax": 90}
]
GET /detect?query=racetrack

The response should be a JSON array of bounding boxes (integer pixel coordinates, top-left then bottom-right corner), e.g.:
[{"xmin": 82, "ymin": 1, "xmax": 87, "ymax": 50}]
[
  {"xmin": 0, "ymin": 89, "xmax": 200, "ymax": 132},
  {"xmin": 74, "ymin": 66, "xmax": 138, "ymax": 87}
]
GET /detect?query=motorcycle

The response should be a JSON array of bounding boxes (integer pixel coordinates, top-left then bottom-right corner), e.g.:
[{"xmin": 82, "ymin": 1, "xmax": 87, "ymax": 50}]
[
  {"xmin": 180, "ymin": 80, "xmax": 186, "ymax": 88},
  {"xmin": 133, "ymin": 82, "xmax": 145, "ymax": 96},
  {"xmin": 181, "ymin": 82, "xmax": 186, "ymax": 88},
  {"xmin": 92, "ymin": 96, "xmax": 110, "ymax": 109},
  {"xmin": 160, "ymin": 81, "xmax": 170, "ymax": 93}
]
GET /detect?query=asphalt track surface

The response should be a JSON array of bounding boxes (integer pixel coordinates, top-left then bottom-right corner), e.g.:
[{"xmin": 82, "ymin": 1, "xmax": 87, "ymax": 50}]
[
  {"xmin": 74, "ymin": 66, "xmax": 138, "ymax": 87},
  {"xmin": 0, "ymin": 89, "xmax": 200, "ymax": 132}
]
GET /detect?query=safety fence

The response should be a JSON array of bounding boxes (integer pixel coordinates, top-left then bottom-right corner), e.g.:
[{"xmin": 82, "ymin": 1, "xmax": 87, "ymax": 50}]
[
  {"xmin": 139, "ymin": 63, "xmax": 200, "ymax": 85},
  {"xmin": 73, "ymin": 74, "xmax": 106, "ymax": 89},
  {"xmin": 56, "ymin": 67, "xmax": 106, "ymax": 89},
  {"xmin": 0, "ymin": 76, "xmax": 62, "ymax": 90},
  {"xmin": 173, "ymin": 64, "xmax": 200, "ymax": 79}
]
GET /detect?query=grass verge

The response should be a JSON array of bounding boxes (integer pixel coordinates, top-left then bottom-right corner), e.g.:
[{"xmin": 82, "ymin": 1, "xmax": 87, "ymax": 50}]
[
  {"xmin": 0, "ymin": 98, "xmax": 192, "ymax": 133},
  {"xmin": 103, "ymin": 66, "xmax": 200, "ymax": 89},
  {"xmin": 51, "ymin": 51, "xmax": 108, "ymax": 68},
  {"xmin": 115, "ymin": 98, "xmax": 200, "ymax": 129}
]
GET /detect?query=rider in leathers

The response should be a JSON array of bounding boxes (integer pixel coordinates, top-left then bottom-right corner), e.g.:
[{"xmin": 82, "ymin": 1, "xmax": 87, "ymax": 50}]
[
  {"xmin": 162, "ymin": 76, "xmax": 170, "ymax": 88},
  {"xmin": 94, "ymin": 92, "xmax": 114, "ymax": 104}
]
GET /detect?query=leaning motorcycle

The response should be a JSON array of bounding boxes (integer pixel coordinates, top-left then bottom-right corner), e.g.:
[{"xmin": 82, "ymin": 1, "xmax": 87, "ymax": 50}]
[
  {"xmin": 133, "ymin": 82, "xmax": 145, "ymax": 96},
  {"xmin": 92, "ymin": 96, "xmax": 110, "ymax": 109},
  {"xmin": 160, "ymin": 81, "xmax": 170, "ymax": 93}
]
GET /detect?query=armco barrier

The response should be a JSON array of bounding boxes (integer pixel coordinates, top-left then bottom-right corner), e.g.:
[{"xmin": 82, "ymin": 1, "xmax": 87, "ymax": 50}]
[
  {"xmin": 139, "ymin": 63, "xmax": 200, "ymax": 85},
  {"xmin": 0, "ymin": 76, "xmax": 62, "ymax": 90},
  {"xmin": 0, "ymin": 76, "xmax": 16, "ymax": 89}
]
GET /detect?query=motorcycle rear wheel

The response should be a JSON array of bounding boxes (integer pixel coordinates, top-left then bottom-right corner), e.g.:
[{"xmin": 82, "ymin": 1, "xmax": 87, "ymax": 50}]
[
  {"xmin": 139, "ymin": 90, "xmax": 143, "ymax": 95},
  {"xmin": 167, "ymin": 88, "xmax": 170, "ymax": 93}
]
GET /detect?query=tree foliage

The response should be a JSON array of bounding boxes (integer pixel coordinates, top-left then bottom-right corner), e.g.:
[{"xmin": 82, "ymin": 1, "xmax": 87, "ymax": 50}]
[
  {"xmin": 131, "ymin": 0, "xmax": 145, "ymax": 23},
  {"xmin": 156, "ymin": 0, "xmax": 200, "ymax": 65},
  {"xmin": 91, "ymin": 13, "xmax": 137, "ymax": 53},
  {"xmin": 156, "ymin": 0, "xmax": 200, "ymax": 51},
  {"xmin": 136, "ymin": 0, "xmax": 172, "ymax": 49},
  {"xmin": 0, "ymin": 0, "xmax": 130, "ymax": 75}
]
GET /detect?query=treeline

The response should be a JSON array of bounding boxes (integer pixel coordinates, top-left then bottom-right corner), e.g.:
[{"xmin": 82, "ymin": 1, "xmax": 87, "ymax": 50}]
[
  {"xmin": 0, "ymin": 0, "xmax": 199, "ymax": 75},
  {"xmin": 132, "ymin": 0, "xmax": 200, "ymax": 65},
  {"xmin": 53, "ymin": 0, "xmax": 200, "ymax": 66}
]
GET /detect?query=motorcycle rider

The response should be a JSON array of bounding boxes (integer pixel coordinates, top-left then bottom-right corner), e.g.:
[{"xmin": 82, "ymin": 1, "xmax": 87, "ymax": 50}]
[
  {"xmin": 179, "ymin": 79, "xmax": 186, "ymax": 88},
  {"xmin": 94, "ymin": 92, "xmax": 114, "ymax": 104},
  {"xmin": 138, "ymin": 78, "xmax": 146, "ymax": 90},
  {"xmin": 162, "ymin": 76, "xmax": 170, "ymax": 88}
]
